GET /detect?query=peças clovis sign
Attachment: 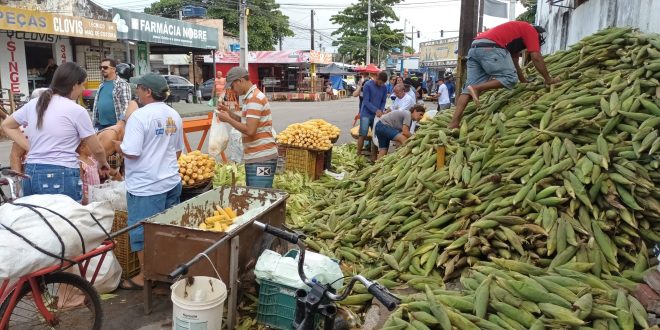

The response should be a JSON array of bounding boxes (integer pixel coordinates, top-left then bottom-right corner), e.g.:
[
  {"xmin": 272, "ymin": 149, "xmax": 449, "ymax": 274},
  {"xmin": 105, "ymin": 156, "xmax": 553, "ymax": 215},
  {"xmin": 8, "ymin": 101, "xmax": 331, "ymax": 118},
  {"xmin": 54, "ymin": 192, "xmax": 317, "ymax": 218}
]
[{"xmin": 112, "ymin": 8, "xmax": 217, "ymax": 49}]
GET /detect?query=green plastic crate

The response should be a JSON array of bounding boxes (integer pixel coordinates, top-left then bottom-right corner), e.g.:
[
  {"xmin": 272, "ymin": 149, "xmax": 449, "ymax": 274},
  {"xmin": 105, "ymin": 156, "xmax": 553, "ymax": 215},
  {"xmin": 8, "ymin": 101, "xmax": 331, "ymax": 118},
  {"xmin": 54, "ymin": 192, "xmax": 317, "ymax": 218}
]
[
  {"xmin": 256, "ymin": 278, "xmax": 301, "ymax": 329},
  {"xmin": 256, "ymin": 250, "xmax": 336, "ymax": 329}
]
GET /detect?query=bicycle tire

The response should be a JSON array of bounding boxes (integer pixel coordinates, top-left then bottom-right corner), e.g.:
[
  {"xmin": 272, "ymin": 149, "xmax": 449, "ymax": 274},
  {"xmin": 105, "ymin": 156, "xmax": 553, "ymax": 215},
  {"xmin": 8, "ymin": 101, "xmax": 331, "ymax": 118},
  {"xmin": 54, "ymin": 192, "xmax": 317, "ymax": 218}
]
[{"xmin": 0, "ymin": 272, "xmax": 102, "ymax": 330}]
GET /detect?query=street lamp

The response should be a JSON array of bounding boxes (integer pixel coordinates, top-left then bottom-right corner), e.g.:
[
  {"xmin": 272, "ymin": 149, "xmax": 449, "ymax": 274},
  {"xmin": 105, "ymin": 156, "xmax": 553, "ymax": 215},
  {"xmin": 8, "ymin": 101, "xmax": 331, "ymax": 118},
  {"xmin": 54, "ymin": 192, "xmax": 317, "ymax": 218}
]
[{"xmin": 377, "ymin": 35, "xmax": 398, "ymax": 68}]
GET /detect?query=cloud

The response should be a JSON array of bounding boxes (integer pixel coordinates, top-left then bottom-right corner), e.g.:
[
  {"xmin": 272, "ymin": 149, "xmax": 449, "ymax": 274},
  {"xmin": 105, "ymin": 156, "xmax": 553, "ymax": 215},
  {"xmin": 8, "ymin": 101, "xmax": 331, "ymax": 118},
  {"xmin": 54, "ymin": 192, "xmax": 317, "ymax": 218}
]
[{"xmin": 113, "ymin": 14, "xmax": 129, "ymax": 33}]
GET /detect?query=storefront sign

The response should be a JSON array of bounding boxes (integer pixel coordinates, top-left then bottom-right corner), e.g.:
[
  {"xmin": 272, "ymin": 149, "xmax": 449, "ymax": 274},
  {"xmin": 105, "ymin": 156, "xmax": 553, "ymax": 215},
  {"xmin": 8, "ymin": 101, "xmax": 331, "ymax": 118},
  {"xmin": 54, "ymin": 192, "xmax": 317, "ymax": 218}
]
[
  {"xmin": 112, "ymin": 8, "xmax": 218, "ymax": 49},
  {"xmin": 0, "ymin": 33, "xmax": 28, "ymax": 95},
  {"xmin": 0, "ymin": 5, "xmax": 117, "ymax": 41},
  {"xmin": 309, "ymin": 50, "xmax": 332, "ymax": 64},
  {"xmin": 137, "ymin": 42, "xmax": 149, "ymax": 75}
]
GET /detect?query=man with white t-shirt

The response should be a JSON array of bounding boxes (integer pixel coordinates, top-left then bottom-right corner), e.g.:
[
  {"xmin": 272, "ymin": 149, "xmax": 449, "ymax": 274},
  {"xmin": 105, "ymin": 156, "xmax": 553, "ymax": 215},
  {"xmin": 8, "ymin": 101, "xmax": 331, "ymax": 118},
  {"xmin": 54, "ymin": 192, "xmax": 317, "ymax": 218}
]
[
  {"xmin": 387, "ymin": 84, "xmax": 415, "ymax": 113},
  {"xmin": 437, "ymin": 78, "xmax": 451, "ymax": 111},
  {"xmin": 113, "ymin": 73, "xmax": 184, "ymax": 290}
]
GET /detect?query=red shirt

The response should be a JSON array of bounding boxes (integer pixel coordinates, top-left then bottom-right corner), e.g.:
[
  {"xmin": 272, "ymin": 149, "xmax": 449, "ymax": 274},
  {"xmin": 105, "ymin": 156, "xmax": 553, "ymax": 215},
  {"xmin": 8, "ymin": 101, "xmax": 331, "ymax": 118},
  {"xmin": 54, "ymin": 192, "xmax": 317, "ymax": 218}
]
[{"xmin": 475, "ymin": 21, "xmax": 541, "ymax": 53}]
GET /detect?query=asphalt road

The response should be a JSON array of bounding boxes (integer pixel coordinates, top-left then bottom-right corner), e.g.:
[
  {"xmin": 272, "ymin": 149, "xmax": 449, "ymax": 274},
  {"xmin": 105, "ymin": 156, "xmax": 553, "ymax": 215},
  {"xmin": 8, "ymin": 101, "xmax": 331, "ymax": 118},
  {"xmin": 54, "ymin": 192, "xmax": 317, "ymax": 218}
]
[{"xmin": 0, "ymin": 97, "xmax": 362, "ymax": 168}]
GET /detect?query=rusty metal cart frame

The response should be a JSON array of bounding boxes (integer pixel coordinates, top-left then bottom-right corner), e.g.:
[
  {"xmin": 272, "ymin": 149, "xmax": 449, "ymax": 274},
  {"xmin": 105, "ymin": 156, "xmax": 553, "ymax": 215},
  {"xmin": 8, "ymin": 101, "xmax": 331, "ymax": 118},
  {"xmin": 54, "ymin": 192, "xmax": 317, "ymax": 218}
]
[{"xmin": 139, "ymin": 186, "xmax": 288, "ymax": 329}]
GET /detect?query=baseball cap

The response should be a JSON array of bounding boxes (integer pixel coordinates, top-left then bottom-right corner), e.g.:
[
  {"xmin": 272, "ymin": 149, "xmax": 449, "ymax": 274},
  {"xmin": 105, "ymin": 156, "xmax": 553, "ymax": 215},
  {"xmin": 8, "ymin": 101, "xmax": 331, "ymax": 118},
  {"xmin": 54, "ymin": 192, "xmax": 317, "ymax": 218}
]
[
  {"xmin": 226, "ymin": 67, "xmax": 249, "ymax": 86},
  {"xmin": 134, "ymin": 73, "xmax": 169, "ymax": 94}
]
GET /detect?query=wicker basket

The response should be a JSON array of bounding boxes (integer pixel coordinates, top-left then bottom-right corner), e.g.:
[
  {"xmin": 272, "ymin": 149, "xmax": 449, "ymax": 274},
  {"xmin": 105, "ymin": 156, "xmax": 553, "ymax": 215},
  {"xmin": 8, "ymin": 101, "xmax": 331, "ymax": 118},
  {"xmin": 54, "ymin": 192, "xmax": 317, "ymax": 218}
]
[
  {"xmin": 283, "ymin": 146, "xmax": 325, "ymax": 180},
  {"xmin": 182, "ymin": 177, "xmax": 212, "ymax": 190},
  {"xmin": 111, "ymin": 210, "xmax": 140, "ymax": 280}
]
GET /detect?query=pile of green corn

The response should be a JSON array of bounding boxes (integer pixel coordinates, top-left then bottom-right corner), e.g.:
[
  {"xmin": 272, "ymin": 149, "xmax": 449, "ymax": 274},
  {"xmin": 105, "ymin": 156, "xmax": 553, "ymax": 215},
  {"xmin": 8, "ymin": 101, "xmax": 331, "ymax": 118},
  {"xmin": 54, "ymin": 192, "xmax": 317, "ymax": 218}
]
[
  {"xmin": 283, "ymin": 27, "xmax": 660, "ymax": 327},
  {"xmin": 384, "ymin": 259, "xmax": 649, "ymax": 329}
]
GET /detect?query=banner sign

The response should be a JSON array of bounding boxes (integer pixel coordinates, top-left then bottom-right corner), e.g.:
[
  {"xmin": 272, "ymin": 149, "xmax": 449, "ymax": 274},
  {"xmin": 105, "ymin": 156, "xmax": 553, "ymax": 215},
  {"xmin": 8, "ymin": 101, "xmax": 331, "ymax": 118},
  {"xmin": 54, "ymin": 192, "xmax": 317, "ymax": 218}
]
[
  {"xmin": 137, "ymin": 42, "xmax": 149, "ymax": 75},
  {"xmin": 113, "ymin": 8, "xmax": 218, "ymax": 49},
  {"xmin": 0, "ymin": 5, "xmax": 117, "ymax": 40},
  {"xmin": 204, "ymin": 50, "xmax": 332, "ymax": 64}
]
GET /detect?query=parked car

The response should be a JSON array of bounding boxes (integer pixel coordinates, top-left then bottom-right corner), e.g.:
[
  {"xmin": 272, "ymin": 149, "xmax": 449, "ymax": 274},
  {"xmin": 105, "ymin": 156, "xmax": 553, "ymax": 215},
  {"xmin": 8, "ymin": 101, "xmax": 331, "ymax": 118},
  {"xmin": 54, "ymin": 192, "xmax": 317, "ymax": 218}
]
[
  {"xmin": 163, "ymin": 75, "xmax": 195, "ymax": 103},
  {"xmin": 200, "ymin": 78, "xmax": 214, "ymax": 101}
]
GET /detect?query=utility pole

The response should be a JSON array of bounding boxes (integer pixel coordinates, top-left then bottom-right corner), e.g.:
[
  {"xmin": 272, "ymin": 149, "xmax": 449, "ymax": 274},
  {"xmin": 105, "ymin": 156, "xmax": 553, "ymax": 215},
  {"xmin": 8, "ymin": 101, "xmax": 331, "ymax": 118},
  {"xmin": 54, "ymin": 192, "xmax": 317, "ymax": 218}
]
[
  {"xmin": 478, "ymin": 0, "xmax": 485, "ymax": 33},
  {"xmin": 366, "ymin": 0, "xmax": 371, "ymax": 64},
  {"xmin": 457, "ymin": 0, "xmax": 479, "ymax": 90},
  {"xmin": 508, "ymin": 0, "xmax": 516, "ymax": 20},
  {"xmin": 410, "ymin": 25, "xmax": 414, "ymax": 52},
  {"xmin": 239, "ymin": 0, "xmax": 248, "ymax": 69},
  {"xmin": 403, "ymin": 19, "xmax": 407, "ymax": 53},
  {"xmin": 310, "ymin": 9, "xmax": 315, "ymax": 50}
]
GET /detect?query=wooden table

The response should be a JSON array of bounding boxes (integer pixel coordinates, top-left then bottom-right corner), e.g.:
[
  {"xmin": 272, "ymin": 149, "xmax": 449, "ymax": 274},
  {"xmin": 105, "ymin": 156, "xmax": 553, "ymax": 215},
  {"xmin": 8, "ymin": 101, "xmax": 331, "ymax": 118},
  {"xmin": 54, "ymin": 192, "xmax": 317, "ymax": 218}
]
[{"xmin": 182, "ymin": 112, "xmax": 227, "ymax": 161}]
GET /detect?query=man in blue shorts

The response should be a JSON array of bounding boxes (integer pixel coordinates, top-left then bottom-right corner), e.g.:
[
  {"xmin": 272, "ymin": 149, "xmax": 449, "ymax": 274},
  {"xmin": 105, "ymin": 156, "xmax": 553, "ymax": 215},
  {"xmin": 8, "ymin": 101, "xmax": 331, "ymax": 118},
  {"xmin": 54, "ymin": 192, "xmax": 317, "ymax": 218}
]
[
  {"xmin": 448, "ymin": 21, "xmax": 561, "ymax": 129},
  {"xmin": 375, "ymin": 104, "xmax": 425, "ymax": 159},
  {"xmin": 357, "ymin": 70, "xmax": 388, "ymax": 158}
]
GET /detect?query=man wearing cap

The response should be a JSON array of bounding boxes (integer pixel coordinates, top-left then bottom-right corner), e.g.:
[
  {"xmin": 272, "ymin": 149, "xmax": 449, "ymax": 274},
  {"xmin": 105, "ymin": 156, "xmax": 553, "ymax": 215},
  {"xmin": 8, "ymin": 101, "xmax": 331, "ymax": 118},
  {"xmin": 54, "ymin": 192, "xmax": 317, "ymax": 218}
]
[
  {"xmin": 113, "ymin": 73, "xmax": 184, "ymax": 290},
  {"xmin": 216, "ymin": 67, "xmax": 279, "ymax": 188},
  {"xmin": 449, "ymin": 21, "xmax": 561, "ymax": 129}
]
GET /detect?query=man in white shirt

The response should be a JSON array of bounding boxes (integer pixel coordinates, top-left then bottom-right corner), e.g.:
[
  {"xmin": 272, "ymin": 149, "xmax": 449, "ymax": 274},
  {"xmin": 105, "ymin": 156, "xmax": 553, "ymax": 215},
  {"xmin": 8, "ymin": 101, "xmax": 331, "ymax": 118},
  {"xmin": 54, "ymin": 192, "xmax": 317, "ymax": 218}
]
[
  {"xmin": 114, "ymin": 73, "xmax": 184, "ymax": 290},
  {"xmin": 437, "ymin": 78, "xmax": 451, "ymax": 111},
  {"xmin": 387, "ymin": 84, "xmax": 415, "ymax": 113}
]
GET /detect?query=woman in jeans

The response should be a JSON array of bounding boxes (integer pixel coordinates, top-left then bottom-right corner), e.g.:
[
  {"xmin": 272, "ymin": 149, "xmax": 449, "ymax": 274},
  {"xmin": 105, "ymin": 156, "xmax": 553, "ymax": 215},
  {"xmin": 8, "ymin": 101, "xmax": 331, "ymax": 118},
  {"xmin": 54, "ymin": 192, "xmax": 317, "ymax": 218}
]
[{"xmin": 1, "ymin": 62, "xmax": 109, "ymax": 202}]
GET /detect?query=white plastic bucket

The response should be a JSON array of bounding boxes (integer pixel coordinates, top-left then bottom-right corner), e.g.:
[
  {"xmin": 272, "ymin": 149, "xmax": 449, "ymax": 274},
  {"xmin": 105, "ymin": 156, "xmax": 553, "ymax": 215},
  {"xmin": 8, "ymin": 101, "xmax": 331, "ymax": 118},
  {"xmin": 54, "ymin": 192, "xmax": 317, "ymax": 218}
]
[{"xmin": 171, "ymin": 276, "xmax": 227, "ymax": 330}]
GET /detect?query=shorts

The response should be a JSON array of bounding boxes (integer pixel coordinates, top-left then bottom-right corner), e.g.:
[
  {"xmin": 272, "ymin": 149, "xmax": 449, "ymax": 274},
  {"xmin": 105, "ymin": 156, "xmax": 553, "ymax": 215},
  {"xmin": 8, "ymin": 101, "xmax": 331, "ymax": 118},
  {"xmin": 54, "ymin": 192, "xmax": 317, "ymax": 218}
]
[
  {"xmin": 127, "ymin": 181, "xmax": 182, "ymax": 252},
  {"xmin": 438, "ymin": 103, "xmax": 451, "ymax": 111},
  {"xmin": 462, "ymin": 39, "xmax": 518, "ymax": 95},
  {"xmin": 23, "ymin": 163, "xmax": 83, "ymax": 202},
  {"xmin": 245, "ymin": 159, "xmax": 277, "ymax": 188},
  {"xmin": 374, "ymin": 121, "xmax": 401, "ymax": 149},
  {"xmin": 359, "ymin": 114, "xmax": 375, "ymax": 137}
]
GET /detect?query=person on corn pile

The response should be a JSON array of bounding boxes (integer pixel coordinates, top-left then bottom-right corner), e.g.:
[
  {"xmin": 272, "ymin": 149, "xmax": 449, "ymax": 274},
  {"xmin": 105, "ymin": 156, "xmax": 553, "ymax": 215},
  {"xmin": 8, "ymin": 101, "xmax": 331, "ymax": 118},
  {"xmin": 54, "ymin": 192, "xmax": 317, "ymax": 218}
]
[
  {"xmin": 386, "ymin": 84, "xmax": 415, "ymax": 114},
  {"xmin": 216, "ymin": 67, "xmax": 279, "ymax": 188},
  {"xmin": 448, "ymin": 21, "xmax": 561, "ymax": 129},
  {"xmin": 112, "ymin": 73, "xmax": 184, "ymax": 290},
  {"xmin": 357, "ymin": 70, "xmax": 389, "ymax": 159},
  {"xmin": 375, "ymin": 104, "xmax": 426, "ymax": 159}
]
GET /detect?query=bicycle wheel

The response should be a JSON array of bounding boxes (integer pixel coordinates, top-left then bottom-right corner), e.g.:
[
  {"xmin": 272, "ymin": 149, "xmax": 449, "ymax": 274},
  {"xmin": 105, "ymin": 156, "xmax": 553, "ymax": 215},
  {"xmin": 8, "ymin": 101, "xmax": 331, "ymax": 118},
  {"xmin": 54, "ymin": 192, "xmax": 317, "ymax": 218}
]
[{"xmin": 0, "ymin": 272, "xmax": 102, "ymax": 330}]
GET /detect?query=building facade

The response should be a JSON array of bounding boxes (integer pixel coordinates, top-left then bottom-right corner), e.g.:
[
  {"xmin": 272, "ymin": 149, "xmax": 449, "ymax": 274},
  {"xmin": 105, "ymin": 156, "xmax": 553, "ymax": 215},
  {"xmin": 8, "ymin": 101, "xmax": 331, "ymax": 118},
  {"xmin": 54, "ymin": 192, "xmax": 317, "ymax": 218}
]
[
  {"xmin": 419, "ymin": 37, "xmax": 458, "ymax": 81},
  {"xmin": 536, "ymin": 0, "xmax": 660, "ymax": 54}
]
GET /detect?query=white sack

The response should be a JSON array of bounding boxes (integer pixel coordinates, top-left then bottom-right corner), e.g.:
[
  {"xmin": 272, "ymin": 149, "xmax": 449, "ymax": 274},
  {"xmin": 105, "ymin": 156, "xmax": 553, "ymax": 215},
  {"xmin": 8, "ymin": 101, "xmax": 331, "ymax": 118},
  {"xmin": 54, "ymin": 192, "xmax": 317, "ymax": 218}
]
[
  {"xmin": 0, "ymin": 194, "xmax": 114, "ymax": 279},
  {"xmin": 89, "ymin": 180, "xmax": 127, "ymax": 211},
  {"xmin": 70, "ymin": 251, "xmax": 122, "ymax": 294}
]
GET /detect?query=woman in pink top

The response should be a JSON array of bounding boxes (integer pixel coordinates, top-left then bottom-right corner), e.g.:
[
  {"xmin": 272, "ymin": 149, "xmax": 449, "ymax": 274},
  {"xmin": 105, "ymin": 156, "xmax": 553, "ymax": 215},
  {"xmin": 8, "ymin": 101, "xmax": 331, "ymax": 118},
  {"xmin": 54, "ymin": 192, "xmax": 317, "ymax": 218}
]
[{"xmin": 1, "ymin": 62, "xmax": 110, "ymax": 202}]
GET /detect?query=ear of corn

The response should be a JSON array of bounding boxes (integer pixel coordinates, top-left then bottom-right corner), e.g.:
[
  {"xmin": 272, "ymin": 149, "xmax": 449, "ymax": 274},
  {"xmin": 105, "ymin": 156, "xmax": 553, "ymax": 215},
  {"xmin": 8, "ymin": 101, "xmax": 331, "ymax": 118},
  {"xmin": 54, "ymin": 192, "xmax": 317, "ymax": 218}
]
[{"xmin": 270, "ymin": 27, "xmax": 659, "ymax": 329}]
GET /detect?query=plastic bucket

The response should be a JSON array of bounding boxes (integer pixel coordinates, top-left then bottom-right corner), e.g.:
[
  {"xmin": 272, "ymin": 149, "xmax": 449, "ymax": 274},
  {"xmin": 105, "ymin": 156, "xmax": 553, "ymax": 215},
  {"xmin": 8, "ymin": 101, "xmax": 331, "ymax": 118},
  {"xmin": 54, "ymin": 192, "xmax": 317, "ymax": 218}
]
[{"xmin": 171, "ymin": 276, "xmax": 227, "ymax": 330}]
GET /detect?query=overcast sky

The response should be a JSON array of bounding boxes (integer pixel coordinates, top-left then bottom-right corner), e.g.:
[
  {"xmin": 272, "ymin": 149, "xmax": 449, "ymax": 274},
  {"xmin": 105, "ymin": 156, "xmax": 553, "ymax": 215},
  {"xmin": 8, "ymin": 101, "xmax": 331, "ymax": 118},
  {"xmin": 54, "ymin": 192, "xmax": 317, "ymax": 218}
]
[{"xmin": 95, "ymin": 0, "xmax": 526, "ymax": 53}]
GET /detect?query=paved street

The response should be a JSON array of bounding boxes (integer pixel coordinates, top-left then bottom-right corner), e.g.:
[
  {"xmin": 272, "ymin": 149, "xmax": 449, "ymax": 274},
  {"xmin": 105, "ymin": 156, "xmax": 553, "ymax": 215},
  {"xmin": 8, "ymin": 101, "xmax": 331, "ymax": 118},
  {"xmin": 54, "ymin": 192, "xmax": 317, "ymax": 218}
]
[{"xmin": 0, "ymin": 97, "xmax": 361, "ymax": 168}]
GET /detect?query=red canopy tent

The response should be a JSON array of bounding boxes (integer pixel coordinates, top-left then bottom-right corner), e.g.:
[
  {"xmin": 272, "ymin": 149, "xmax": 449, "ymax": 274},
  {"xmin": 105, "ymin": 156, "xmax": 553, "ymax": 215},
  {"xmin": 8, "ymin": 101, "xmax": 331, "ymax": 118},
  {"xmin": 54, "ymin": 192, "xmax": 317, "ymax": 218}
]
[{"xmin": 354, "ymin": 63, "xmax": 381, "ymax": 73}]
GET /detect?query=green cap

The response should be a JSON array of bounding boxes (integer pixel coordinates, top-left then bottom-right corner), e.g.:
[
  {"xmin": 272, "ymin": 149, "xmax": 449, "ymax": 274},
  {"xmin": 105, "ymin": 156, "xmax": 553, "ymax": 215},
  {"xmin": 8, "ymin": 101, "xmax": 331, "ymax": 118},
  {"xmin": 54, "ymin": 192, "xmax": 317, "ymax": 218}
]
[{"xmin": 134, "ymin": 73, "xmax": 169, "ymax": 94}]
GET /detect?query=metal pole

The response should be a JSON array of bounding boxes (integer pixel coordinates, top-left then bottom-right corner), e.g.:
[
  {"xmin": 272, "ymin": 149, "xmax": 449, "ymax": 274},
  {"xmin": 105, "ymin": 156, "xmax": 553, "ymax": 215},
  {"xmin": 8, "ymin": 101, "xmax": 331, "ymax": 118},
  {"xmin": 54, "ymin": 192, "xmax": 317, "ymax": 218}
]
[
  {"xmin": 366, "ymin": 0, "xmax": 371, "ymax": 64},
  {"xmin": 509, "ymin": 0, "xmax": 516, "ymax": 21},
  {"xmin": 310, "ymin": 9, "xmax": 315, "ymax": 50},
  {"xmin": 239, "ymin": 0, "xmax": 248, "ymax": 69},
  {"xmin": 192, "ymin": 52, "xmax": 197, "ymax": 103},
  {"xmin": 125, "ymin": 39, "xmax": 130, "ymax": 64},
  {"xmin": 411, "ymin": 25, "xmax": 414, "ymax": 51},
  {"xmin": 478, "ymin": 0, "xmax": 485, "ymax": 33}
]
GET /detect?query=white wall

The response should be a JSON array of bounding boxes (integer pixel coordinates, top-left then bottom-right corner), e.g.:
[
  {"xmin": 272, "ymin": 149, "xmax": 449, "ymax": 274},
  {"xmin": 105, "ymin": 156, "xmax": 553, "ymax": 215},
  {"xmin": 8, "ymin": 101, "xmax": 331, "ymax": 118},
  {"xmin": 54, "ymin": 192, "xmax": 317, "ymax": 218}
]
[{"xmin": 536, "ymin": 0, "xmax": 660, "ymax": 54}]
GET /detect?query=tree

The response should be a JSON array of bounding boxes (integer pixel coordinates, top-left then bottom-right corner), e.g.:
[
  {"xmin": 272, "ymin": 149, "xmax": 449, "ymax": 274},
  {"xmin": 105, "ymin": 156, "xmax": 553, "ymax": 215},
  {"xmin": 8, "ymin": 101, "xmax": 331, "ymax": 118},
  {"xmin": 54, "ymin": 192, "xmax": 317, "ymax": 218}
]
[
  {"xmin": 517, "ymin": 0, "xmax": 538, "ymax": 24},
  {"xmin": 144, "ymin": 0, "xmax": 293, "ymax": 50},
  {"xmin": 330, "ymin": 0, "xmax": 407, "ymax": 64}
]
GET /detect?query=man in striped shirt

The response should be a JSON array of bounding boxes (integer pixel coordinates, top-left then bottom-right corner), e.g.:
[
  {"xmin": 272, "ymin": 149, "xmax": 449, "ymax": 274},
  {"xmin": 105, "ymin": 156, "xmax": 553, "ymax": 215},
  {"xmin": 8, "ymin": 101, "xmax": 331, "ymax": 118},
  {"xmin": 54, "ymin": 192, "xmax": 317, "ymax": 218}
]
[{"xmin": 216, "ymin": 67, "xmax": 278, "ymax": 188}]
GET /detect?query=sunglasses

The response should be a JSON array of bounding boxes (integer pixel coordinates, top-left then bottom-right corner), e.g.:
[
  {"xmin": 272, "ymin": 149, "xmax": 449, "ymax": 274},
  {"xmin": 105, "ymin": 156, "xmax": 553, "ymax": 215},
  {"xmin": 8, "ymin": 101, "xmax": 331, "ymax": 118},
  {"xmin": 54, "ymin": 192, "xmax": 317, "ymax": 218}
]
[{"xmin": 100, "ymin": 66, "xmax": 114, "ymax": 70}]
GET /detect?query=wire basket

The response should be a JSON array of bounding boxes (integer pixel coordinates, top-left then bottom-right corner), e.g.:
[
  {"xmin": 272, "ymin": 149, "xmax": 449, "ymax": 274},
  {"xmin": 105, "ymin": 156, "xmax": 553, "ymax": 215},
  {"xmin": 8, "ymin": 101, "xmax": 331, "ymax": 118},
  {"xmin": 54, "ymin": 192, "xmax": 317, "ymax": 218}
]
[
  {"xmin": 182, "ymin": 177, "xmax": 212, "ymax": 190},
  {"xmin": 111, "ymin": 210, "xmax": 140, "ymax": 280}
]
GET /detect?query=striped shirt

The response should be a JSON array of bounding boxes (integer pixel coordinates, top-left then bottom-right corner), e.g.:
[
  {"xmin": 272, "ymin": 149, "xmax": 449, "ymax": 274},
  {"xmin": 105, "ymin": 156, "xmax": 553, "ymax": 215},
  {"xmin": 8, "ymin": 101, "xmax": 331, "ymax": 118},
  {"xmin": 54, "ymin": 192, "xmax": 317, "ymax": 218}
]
[{"xmin": 241, "ymin": 85, "xmax": 278, "ymax": 163}]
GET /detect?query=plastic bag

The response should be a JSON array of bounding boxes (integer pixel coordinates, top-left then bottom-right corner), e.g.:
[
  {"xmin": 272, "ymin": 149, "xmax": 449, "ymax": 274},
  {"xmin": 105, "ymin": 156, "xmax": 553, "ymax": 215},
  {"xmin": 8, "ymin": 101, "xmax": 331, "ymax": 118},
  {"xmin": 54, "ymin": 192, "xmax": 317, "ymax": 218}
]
[
  {"xmin": 89, "ymin": 180, "xmax": 127, "ymax": 211},
  {"xmin": 226, "ymin": 127, "xmax": 244, "ymax": 163},
  {"xmin": 371, "ymin": 116, "xmax": 381, "ymax": 147},
  {"xmin": 208, "ymin": 111, "xmax": 231, "ymax": 157}
]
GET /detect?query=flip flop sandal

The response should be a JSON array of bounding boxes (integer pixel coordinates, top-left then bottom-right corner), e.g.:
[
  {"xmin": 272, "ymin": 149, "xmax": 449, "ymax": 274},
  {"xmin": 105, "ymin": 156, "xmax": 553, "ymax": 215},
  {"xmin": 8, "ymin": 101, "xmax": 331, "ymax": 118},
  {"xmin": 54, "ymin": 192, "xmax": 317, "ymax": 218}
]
[{"xmin": 119, "ymin": 278, "xmax": 144, "ymax": 291}]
